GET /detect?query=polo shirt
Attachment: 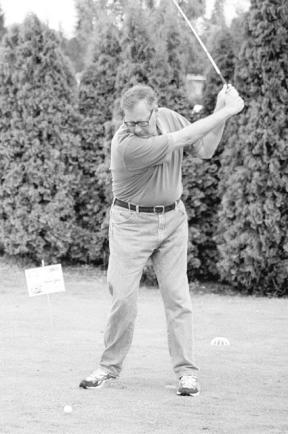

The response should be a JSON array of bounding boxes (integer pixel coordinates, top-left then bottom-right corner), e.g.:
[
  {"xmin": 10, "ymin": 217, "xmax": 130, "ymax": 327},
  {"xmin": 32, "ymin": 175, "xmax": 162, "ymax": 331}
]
[{"xmin": 110, "ymin": 107, "xmax": 199, "ymax": 206}]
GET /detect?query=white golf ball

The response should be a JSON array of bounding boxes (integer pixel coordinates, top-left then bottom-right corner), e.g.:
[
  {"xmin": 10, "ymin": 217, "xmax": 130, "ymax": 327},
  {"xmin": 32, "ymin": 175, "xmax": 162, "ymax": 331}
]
[{"xmin": 64, "ymin": 405, "xmax": 73, "ymax": 413}]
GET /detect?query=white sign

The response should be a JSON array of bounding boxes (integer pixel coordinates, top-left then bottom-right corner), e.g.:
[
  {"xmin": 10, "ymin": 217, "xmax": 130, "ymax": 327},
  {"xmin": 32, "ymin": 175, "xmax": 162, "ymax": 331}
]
[{"xmin": 25, "ymin": 264, "xmax": 65, "ymax": 297}]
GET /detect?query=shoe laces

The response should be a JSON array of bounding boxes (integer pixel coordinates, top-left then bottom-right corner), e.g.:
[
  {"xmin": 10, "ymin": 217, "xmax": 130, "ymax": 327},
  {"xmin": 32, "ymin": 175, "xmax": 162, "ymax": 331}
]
[
  {"xmin": 87, "ymin": 368, "xmax": 108, "ymax": 381},
  {"xmin": 180, "ymin": 375, "xmax": 198, "ymax": 388}
]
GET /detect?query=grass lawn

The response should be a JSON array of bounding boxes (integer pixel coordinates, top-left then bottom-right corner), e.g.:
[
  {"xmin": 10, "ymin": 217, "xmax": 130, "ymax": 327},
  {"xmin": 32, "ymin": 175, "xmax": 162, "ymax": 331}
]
[{"xmin": 1, "ymin": 258, "xmax": 287, "ymax": 434}]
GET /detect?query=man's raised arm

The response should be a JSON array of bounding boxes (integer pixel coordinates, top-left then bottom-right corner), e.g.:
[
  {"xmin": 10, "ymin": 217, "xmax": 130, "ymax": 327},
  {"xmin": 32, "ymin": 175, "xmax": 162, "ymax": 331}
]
[{"xmin": 168, "ymin": 85, "xmax": 244, "ymax": 156}]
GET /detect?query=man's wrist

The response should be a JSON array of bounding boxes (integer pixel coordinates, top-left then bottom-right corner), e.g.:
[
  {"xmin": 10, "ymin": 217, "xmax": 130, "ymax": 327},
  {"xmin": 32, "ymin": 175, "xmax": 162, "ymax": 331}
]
[{"xmin": 220, "ymin": 106, "xmax": 234, "ymax": 119}]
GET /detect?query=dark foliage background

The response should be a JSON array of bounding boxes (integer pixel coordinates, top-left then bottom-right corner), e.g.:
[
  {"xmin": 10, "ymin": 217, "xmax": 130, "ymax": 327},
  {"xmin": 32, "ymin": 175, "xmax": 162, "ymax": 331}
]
[
  {"xmin": 1, "ymin": 0, "xmax": 287, "ymax": 296},
  {"xmin": 0, "ymin": 15, "xmax": 80, "ymax": 263},
  {"xmin": 68, "ymin": 15, "xmax": 121, "ymax": 264},
  {"xmin": 215, "ymin": 0, "xmax": 288, "ymax": 296}
]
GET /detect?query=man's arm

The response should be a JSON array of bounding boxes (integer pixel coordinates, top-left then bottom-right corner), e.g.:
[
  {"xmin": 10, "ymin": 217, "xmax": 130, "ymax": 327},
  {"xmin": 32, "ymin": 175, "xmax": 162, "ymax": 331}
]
[
  {"xmin": 168, "ymin": 85, "xmax": 244, "ymax": 157},
  {"xmin": 196, "ymin": 90, "xmax": 227, "ymax": 159}
]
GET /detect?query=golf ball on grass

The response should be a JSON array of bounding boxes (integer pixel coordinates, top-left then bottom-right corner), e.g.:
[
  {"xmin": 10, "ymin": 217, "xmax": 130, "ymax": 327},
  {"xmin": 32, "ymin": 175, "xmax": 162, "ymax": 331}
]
[{"xmin": 64, "ymin": 405, "xmax": 73, "ymax": 414}]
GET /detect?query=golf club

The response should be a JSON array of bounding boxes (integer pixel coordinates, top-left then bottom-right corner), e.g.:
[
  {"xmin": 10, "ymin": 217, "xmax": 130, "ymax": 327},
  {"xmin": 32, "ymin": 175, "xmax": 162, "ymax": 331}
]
[{"xmin": 171, "ymin": 0, "xmax": 227, "ymax": 85}]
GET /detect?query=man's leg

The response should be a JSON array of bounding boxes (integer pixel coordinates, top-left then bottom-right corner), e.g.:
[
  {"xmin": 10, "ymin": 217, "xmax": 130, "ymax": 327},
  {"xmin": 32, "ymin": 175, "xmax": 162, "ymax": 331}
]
[
  {"xmin": 80, "ymin": 207, "xmax": 155, "ymax": 389},
  {"xmin": 102, "ymin": 206, "xmax": 157, "ymax": 377},
  {"xmin": 151, "ymin": 201, "xmax": 199, "ymax": 380},
  {"xmin": 99, "ymin": 249, "xmax": 144, "ymax": 376}
]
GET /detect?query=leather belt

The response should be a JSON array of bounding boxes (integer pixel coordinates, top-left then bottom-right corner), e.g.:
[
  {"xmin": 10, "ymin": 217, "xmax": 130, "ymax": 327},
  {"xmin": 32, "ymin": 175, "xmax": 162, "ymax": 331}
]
[{"xmin": 113, "ymin": 198, "xmax": 179, "ymax": 214}]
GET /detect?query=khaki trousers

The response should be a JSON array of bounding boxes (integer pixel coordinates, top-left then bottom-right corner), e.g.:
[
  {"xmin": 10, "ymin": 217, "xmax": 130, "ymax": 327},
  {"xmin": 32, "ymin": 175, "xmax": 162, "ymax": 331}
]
[{"xmin": 100, "ymin": 200, "xmax": 198, "ymax": 379}]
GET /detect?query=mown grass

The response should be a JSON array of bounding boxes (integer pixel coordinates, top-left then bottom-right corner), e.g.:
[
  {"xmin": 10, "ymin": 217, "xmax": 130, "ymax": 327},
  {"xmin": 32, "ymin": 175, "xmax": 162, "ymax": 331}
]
[{"xmin": 1, "ymin": 258, "xmax": 287, "ymax": 434}]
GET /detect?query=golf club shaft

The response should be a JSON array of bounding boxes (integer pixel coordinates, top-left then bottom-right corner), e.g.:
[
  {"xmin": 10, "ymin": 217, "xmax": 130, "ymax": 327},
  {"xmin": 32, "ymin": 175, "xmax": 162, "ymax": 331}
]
[{"xmin": 171, "ymin": 0, "xmax": 227, "ymax": 85}]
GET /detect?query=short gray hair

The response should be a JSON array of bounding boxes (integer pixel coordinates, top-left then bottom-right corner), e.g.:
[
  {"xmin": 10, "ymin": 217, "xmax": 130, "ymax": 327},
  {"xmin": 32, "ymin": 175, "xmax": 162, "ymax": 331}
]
[{"xmin": 120, "ymin": 84, "xmax": 157, "ymax": 111}]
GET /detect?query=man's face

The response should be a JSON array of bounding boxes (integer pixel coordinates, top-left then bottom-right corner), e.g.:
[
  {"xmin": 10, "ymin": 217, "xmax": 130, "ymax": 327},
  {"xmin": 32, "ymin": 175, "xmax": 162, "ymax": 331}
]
[{"xmin": 124, "ymin": 99, "xmax": 158, "ymax": 137}]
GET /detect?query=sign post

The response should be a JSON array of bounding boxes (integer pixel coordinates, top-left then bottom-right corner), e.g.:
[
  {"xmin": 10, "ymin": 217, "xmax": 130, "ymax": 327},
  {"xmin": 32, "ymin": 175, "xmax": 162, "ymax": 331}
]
[{"xmin": 25, "ymin": 261, "xmax": 66, "ymax": 329}]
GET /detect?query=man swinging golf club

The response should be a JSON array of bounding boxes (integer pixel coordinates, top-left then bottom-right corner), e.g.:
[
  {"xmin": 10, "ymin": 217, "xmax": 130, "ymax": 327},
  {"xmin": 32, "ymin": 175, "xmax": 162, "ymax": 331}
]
[{"xmin": 79, "ymin": 82, "xmax": 244, "ymax": 396}]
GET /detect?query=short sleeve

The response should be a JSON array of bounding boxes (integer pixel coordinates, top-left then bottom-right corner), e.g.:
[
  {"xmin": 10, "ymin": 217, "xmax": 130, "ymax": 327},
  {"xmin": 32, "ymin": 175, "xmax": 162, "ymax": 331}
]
[
  {"xmin": 173, "ymin": 111, "xmax": 191, "ymax": 128},
  {"xmin": 167, "ymin": 109, "xmax": 204, "ymax": 158},
  {"xmin": 123, "ymin": 134, "xmax": 175, "ymax": 170}
]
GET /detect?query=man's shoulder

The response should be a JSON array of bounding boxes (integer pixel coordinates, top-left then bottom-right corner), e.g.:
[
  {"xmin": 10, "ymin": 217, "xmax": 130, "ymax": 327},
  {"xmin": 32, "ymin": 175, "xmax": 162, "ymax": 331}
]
[
  {"xmin": 111, "ymin": 124, "xmax": 131, "ymax": 170},
  {"xmin": 158, "ymin": 107, "xmax": 176, "ymax": 117},
  {"xmin": 158, "ymin": 107, "xmax": 190, "ymax": 129},
  {"xmin": 112, "ymin": 124, "xmax": 130, "ymax": 148}
]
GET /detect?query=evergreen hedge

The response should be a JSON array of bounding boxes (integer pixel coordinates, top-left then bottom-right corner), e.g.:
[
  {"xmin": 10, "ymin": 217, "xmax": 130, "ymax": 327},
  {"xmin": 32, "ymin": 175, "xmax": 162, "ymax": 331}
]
[
  {"xmin": 69, "ymin": 16, "xmax": 121, "ymax": 264},
  {"xmin": 215, "ymin": 0, "xmax": 288, "ymax": 296},
  {"xmin": 182, "ymin": 27, "xmax": 237, "ymax": 281},
  {"xmin": 0, "ymin": 6, "xmax": 5, "ymax": 41},
  {"xmin": 2, "ymin": 3, "xmax": 287, "ymax": 297},
  {"xmin": 0, "ymin": 15, "xmax": 80, "ymax": 263}
]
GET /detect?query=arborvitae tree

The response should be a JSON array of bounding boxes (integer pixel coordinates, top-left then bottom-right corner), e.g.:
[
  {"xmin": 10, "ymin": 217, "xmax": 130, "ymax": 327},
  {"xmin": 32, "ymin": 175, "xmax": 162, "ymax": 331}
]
[
  {"xmin": 150, "ymin": 1, "xmax": 193, "ymax": 117},
  {"xmin": 69, "ymin": 15, "xmax": 121, "ymax": 264},
  {"xmin": 180, "ymin": 26, "xmax": 237, "ymax": 282},
  {"xmin": 115, "ymin": 1, "xmax": 157, "ymax": 94},
  {"xmin": 169, "ymin": 0, "xmax": 206, "ymax": 74},
  {"xmin": 202, "ymin": 28, "xmax": 236, "ymax": 113},
  {"xmin": 210, "ymin": 0, "xmax": 226, "ymax": 28},
  {"xmin": 60, "ymin": 34, "xmax": 84, "ymax": 74},
  {"xmin": 215, "ymin": 0, "xmax": 288, "ymax": 296},
  {"xmin": 0, "ymin": 5, "xmax": 6, "ymax": 41},
  {"xmin": 74, "ymin": 0, "xmax": 126, "ymax": 71},
  {"xmin": 230, "ymin": 10, "xmax": 249, "ymax": 58},
  {"xmin": 74, "ymin": 0, "xmax": 96, "ymax": 54},
  {"xmin": 202, "ymin": 0, "xmax": 227, "ymax": 64},
  {"xmin": 0, "ymin": 15, "xmax": 80, "ymax": 263},
  {"xmin": 115, "ymin": 0, "xmax": 194, "ymax": 118}
]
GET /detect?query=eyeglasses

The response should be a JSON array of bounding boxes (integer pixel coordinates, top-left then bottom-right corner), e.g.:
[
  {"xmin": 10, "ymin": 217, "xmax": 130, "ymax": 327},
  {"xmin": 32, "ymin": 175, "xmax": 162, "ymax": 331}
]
[{"xmin": 124, "ymin": 109, "xmax": 154, "ymax": 128}]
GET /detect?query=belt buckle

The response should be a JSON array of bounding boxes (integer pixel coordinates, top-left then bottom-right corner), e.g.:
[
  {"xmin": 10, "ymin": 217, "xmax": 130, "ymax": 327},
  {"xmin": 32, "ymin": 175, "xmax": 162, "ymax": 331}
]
[{"xmin": 154, "ymin": 205, "xmax": 165, "ymax": 214}]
